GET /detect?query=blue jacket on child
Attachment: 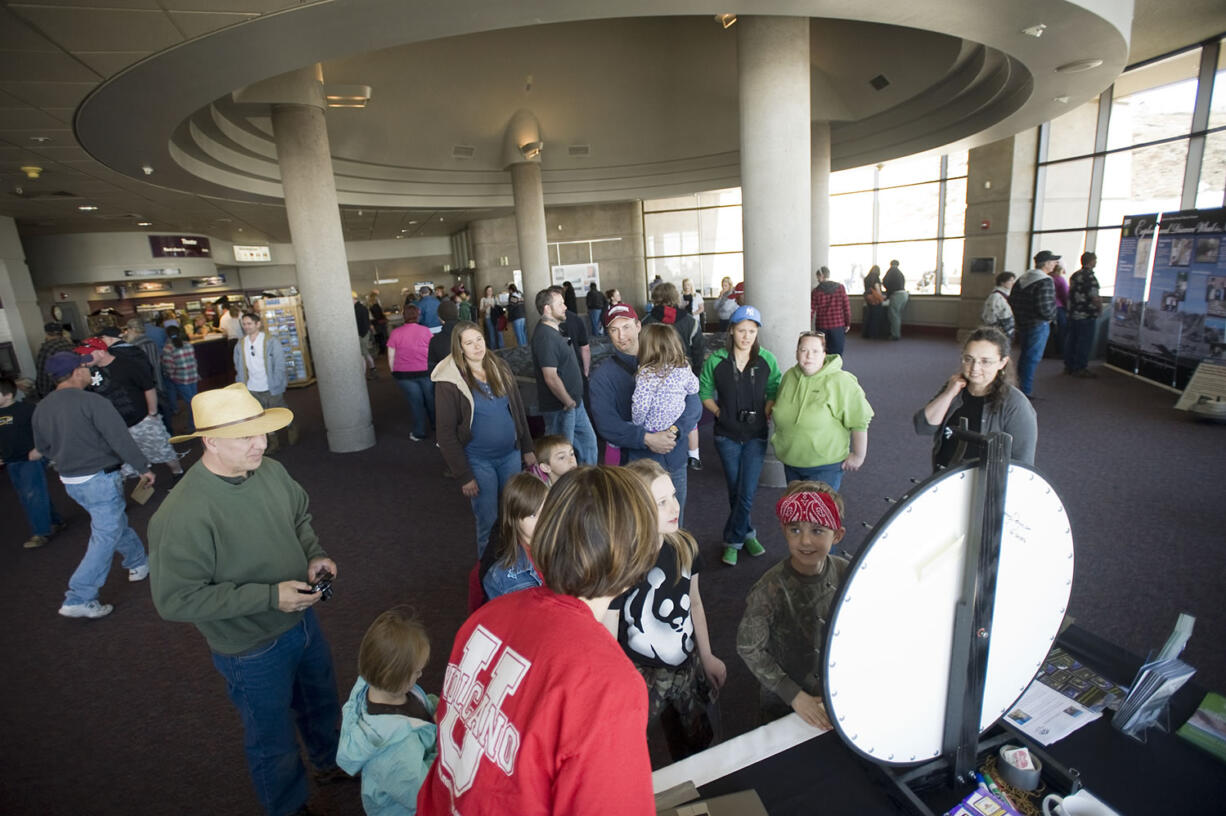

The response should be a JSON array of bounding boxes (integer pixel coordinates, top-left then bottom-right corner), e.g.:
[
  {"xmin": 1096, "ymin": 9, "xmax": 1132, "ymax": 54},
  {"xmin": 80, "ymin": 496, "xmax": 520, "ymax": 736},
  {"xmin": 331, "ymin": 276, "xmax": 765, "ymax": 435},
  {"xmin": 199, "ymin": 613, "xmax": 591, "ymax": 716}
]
[{"xmin": 337, "ymin": 677, "xmax": 438, "ymax": 816}]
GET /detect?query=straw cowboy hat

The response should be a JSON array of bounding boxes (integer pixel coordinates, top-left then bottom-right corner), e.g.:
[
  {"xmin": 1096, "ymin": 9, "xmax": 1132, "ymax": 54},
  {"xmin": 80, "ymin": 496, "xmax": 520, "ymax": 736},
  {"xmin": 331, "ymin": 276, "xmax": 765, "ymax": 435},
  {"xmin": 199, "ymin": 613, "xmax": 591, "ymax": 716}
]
[{"xmin": 170, "ymin": 383, "xmax": 293, "ymax": 443}]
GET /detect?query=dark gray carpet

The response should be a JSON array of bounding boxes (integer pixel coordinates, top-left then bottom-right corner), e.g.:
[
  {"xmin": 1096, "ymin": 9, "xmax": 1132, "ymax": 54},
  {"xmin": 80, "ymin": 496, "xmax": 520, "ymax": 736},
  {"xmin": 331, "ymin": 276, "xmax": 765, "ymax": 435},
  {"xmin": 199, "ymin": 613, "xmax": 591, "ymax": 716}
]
[{"xmin": 2, "ymin": 332, "xmax": 1222, "ymax": 815}]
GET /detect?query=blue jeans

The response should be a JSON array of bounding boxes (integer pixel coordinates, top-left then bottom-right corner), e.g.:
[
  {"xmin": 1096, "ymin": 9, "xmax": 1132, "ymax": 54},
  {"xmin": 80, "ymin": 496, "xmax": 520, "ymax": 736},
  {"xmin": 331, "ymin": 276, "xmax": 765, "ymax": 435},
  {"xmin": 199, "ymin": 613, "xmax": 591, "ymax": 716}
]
[
  {"xmin": 590, "ymin": 310, "xmax": 604, "ymax": 335},
  {"xmin": 210, "ymin": 609, "xmax": 341, "ymax": 816},
  {"xmin": 1016, "ymin": 321, "xmax": 1050, "ymax": 396},
  {"xmin": 62, "ymin": 471, "xmax": 147, "ymax": 605},
  {"xmin": 485, "ymin": 316, "xmax": 503, "ymax": 349},
  {"xmin": 7, "ymin": 459, "xmax": 62, "ymax": 537},
  {"xmin": 669, "ymin": 462, "xmax": 689, "ymax": 529},
  {"xmin": 713, "ymin": 436, "xmax": 767, "ymax": 546},
  {"xmin": 543, "ymin": 400, "xmax": 599, "ymax": 465},
  {"xmin": 512, "ymin": 317, "xmax": 527, "ymax": 346},
  {"xmin": 467, "ymin": 446, "xmax": 523, "ymax": 557},
  {"xmin": 821, "ymin": 326, "xmax": 846, "ymax": 356},
  {"xmin": 1064, "ymin": 317, "xmax": 1095, "ymax": 373},
  {"xmin": 783, "ymin": 461, "xmax": 844, "ymax": 491},
  {"xmin": 169, "ymin": 380, "xmax": 199, "ymax": 431},
  {"xmin": 394, "ymin": 376, "xmax": 435, "ymax": 437}
]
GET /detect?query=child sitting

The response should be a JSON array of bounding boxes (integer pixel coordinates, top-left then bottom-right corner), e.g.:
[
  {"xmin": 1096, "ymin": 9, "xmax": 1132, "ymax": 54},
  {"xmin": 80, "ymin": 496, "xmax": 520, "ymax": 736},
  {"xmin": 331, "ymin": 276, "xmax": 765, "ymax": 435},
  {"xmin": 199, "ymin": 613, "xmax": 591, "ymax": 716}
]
[
  {"xmin": 338, "ymin": 608, "xmax": 438, "ymax": 816},
  {"xmin": 736, "ymin": 480, "xmax": 850, "ymax": 729},
  {"xmin": 530, "ymin": 434, "xmax": 577, "ymax": 485},
  {"xmin": 631, "ymin": 323, "xmax": 699, "ymax": 436},
  {"xmin": 0, "ymin": 377, "xmax": 64, "ymax": 549},
  {"xmin": 606, "ymin": 458, "xmax": 726, "ymax": 760},
  {"xmin": 481, "ymin": 472, "xmax": 549, "ymax": 600}
]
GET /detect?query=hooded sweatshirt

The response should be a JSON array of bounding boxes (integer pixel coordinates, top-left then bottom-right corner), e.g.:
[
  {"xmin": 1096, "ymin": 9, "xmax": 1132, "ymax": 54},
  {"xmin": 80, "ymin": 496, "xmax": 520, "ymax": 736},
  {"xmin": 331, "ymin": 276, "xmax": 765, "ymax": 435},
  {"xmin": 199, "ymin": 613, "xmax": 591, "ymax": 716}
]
[
  {"xmin": 770, "ymin": 355, "xmax": 873, "ymax": 468},
  {"xmin": 1008, "ymin": 269, "xmax": 1056, "ymax": 329},
  {"xmin": 338, "ymin": 677, "xmax": 438, "ymax": 816}
]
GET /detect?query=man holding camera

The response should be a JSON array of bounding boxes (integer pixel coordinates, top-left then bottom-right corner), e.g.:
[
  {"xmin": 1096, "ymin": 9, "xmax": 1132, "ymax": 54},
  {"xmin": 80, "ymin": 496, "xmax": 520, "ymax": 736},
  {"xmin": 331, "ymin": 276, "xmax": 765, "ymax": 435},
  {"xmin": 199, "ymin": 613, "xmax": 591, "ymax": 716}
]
[{"xmin": 148, "ymin": 383, "xmax": 343, "ymax": 816}]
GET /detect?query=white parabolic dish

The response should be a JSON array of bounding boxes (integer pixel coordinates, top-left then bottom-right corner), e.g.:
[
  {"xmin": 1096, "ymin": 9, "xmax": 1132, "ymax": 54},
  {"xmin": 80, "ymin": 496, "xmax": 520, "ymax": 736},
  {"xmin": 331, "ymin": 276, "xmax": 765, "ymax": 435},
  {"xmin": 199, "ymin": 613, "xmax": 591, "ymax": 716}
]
[{"xmin": 824, "ymin": 463, "xmax": 1075, "ymax": 765}]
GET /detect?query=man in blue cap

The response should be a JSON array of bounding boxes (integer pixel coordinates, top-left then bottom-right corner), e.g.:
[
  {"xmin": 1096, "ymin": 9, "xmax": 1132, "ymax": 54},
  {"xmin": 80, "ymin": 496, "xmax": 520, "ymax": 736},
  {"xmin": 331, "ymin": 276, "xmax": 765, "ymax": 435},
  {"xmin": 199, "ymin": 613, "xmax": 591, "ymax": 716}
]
[{"xmin": 31, "ymin": 351, "xmax": 155, "ymax": 619}]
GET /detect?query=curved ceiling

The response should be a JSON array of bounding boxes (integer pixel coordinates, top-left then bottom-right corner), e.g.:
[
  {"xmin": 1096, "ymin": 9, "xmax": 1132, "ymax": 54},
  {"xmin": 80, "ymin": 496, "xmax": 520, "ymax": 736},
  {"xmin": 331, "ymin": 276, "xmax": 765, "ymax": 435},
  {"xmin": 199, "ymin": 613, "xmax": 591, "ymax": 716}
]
[{"xmin": 74, "ymin": 0, "xmax": 1131, "ymax": 212}]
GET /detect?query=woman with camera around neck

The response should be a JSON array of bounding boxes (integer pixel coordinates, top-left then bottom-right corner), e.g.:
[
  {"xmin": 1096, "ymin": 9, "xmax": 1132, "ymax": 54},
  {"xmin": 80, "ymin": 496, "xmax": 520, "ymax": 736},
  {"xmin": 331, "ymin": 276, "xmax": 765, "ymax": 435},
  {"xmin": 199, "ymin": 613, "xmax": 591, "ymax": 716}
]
[
  {"xmin": 913, "ymin": 326, "xmax": 1036, "ymax": 471},
  {"xmin": 698, "ymin": 305, "xmax": 782, "ymax": 567}
]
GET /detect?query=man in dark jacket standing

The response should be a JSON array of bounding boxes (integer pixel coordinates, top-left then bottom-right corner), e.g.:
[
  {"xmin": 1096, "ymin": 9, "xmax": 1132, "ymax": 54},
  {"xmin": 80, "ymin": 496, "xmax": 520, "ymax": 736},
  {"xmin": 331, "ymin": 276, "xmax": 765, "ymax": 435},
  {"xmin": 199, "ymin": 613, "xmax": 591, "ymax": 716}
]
[
  {"xmin": 882, "ymin": 260, "xmax": 908, "ymax": 340},
  {"xmin": 1010, "ymin": 250, "xmax": 1059, "ymax": 398},
  {"xmin": 585, "ymin": 282, "xmax": 607, "ymax": 335}
]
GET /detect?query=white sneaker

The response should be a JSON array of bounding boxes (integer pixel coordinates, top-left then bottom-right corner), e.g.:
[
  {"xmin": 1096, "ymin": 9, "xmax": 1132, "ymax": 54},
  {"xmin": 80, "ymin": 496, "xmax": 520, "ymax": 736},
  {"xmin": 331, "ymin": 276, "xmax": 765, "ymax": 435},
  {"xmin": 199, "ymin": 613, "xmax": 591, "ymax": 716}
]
[
  {"xmin": 59, "ymin": 600, "xmax": 114, "ymax": 619},
  {"xmin": 128, "ymin": 564, "xmax": 150, "ymax": 582}
]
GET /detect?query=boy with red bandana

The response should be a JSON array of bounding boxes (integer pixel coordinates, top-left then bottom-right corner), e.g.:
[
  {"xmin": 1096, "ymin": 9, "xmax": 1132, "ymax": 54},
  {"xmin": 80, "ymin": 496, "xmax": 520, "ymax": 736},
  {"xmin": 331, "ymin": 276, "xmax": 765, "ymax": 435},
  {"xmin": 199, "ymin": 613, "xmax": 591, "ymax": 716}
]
[{"xmin": 736, "ymin": 480, "xmax": 850, "ymax": 728}]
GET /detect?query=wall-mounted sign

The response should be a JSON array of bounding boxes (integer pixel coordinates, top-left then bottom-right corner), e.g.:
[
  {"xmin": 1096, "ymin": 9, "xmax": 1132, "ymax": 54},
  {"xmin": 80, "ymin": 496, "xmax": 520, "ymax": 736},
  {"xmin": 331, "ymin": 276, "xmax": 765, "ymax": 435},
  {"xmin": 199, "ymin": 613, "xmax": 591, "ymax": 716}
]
[
  {"xmin": 149, "ymin": 235, "xmax": 211, "ymax": 258},
  {"xmin": 192, "ymin": 275, "xmax": 227, "ymax": 288},
  {"xmin": 94, "ymin": 285, "xmax": 115, "ymax": 294},
  {"xmin": 125, "ymin": 267, "xmax": 181, "ymax": 278},
  {"xmin": 134, "ymin": 281, "xmax": 171, "ymax": 292},
  {"xmin": 233, "ymin": 245, "xmax": 271, "ymax": 262}
]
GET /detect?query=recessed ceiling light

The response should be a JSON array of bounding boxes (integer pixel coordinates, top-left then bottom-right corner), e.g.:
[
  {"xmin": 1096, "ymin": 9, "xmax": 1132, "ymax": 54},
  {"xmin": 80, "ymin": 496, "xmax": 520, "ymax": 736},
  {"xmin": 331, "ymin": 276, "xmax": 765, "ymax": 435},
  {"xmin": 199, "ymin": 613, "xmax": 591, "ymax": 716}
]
[
  {"xmin": 77, "ymin": 204, "xmax": 98, "ymax": 212},
  {"xmin": 715, "ymin": 13, "xmax": 736, "ymax": 29},
  {"xmin": 439, "ymin": 217, "xmax": 444, "ymax": 222},
  {"xmin": 29, "ymin": 136, "xmax": 52, "ymax": 144},
  {"xmin": 137, "ymin": 221, "xmax": 152, "ymax": 226},
  {"xmin": 1056, "ymin": 59, "xmax": 1103, "ymax": 74},
  {"xmin": 408, "ymin": 220, "xmax": 418, "ymax": 225},
  {"xmin": 1021, "ymin": 24, "xmax": 1046, "ymax": 38},
  {"xmin": 1053, "ymin": 96, "xmax": 1070, "ymax": 104}
]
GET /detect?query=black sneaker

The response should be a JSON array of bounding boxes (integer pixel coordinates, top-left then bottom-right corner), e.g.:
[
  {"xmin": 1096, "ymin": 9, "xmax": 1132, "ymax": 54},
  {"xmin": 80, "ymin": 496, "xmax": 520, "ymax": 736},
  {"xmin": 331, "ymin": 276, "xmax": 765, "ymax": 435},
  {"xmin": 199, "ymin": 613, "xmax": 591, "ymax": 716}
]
[{"xmin": 688, "ymin": 457, "xmax": 703, "ymax": 472}]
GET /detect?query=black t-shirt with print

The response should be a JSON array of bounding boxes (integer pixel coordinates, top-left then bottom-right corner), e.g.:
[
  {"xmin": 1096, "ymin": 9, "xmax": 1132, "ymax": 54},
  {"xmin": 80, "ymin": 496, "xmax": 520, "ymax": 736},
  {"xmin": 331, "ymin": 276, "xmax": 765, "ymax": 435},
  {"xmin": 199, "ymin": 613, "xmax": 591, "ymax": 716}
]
[
  {"xmin": 89, "ymin": 355, "xmax": 154, "ymax": 427},
  {"xmin": 935, "ymin": 392, "xmax": 985, "ymax": 469},
  {"xmin": 0, "ymin": 401, "xmax": 37, "ymax": 462},
  {"xmin": 610, "ymin": 539, "xmax": 704, "ymax": 669}
]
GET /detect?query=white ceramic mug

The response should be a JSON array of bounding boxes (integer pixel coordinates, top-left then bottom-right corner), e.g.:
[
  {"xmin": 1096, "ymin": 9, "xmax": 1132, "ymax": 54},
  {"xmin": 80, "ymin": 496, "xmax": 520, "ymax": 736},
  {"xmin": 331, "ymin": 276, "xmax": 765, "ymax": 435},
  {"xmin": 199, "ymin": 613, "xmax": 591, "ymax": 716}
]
[{"xmin": 1041, "ymin": 790, "xmax": 1120, "ymax": 816}]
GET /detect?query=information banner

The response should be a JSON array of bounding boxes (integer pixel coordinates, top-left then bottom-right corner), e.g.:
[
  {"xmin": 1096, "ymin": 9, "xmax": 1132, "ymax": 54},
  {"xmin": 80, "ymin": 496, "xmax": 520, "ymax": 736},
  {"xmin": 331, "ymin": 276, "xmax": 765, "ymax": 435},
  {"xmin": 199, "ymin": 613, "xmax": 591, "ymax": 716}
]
[
  {"xmin": 1143, "ymin": 207, "xmax": 1226, "ymax": 366},
  {"xmin": 1108, "ymin": 213, "xmax": 1157, "ymax": 351}
]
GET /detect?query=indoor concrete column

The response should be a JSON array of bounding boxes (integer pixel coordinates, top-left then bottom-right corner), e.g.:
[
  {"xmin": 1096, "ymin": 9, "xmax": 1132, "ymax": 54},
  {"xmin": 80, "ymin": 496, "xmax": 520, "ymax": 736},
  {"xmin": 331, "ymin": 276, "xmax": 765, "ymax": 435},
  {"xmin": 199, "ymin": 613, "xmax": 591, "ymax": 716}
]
[
  {"xmin": 738, "ymin": 15, "xmax": 811, "ymax": 357},
  {"xmin": 509, "ymin": 161, "xmax": 551, "ymax": 332},
  {"xmin": 0, "ymin": 216, "xmax": 43, "ymax": 376},
  {"xmin": 271, "ymin": 102, "xmax": 375, "ymax": 453},
  {"xmin": 811, "ymin": 121, "xmax": 832, "ymax": 279}
]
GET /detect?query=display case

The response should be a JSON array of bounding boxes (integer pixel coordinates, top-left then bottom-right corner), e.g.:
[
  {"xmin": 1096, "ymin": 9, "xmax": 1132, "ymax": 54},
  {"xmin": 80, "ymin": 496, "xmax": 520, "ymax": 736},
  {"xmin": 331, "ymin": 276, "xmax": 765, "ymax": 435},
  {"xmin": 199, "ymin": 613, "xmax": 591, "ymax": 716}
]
[{"xmin": 260, "ymin": 296, "xmax": 314, "ymax": 386}]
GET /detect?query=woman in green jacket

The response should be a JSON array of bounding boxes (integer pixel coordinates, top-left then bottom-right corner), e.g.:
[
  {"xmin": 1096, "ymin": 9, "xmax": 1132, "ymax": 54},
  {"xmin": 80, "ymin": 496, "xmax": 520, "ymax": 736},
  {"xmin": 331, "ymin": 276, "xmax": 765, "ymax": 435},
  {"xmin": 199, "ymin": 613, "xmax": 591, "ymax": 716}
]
[{"xmin": 771, "ymin": 331, "xmax": 873, "ymax": 491}]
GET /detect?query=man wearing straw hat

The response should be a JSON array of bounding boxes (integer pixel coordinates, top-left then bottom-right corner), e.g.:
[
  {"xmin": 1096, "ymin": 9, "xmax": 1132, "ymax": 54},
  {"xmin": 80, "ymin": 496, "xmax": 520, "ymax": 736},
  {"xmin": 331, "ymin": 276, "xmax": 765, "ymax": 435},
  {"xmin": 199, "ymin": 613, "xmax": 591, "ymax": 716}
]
[{"xmin": 148, "ymin": 383, "xmax": 343, "ymax": 816}]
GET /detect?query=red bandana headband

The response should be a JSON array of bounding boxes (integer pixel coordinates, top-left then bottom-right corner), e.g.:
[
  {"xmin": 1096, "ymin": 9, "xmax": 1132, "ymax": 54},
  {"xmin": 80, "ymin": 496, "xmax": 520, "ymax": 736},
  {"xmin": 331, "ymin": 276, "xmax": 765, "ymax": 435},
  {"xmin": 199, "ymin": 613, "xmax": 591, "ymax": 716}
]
[{"xmin": 775, "ymin": 491, "xmax": 842, "ymax": 530}]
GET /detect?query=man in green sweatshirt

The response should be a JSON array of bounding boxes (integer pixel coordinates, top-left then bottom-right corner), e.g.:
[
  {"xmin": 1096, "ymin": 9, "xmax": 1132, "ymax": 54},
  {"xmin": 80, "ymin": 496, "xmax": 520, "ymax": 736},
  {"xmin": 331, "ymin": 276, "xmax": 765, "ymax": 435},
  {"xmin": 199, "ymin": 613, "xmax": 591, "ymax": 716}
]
[{"xmin": 148, "ymin": 383, "xmax": 343, "ymax": 816}]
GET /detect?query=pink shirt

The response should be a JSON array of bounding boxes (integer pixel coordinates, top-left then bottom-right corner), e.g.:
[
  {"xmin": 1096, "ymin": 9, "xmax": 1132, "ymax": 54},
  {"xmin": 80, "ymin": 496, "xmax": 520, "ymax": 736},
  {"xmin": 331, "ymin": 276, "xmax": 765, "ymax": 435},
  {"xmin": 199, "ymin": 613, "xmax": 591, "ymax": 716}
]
[{"xmin": 387, "ymin": 323, "xmax": 433, "ymax": 372}]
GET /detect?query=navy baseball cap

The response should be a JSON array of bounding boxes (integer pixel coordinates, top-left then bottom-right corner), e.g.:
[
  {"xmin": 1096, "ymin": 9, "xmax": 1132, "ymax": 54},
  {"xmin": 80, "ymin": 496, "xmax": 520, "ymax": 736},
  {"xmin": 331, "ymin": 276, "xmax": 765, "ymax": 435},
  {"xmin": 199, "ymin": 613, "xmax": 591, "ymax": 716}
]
[{"xmin": 45, "ymin": 351, "xmax": 92, "ymax": 380}]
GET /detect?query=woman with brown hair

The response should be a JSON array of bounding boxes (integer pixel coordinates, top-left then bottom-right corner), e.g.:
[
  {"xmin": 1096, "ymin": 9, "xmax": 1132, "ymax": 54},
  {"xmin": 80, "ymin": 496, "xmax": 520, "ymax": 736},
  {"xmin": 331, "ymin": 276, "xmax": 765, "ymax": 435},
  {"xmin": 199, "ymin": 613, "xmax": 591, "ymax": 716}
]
[
  {"xmin": 431, "ymin": 320, "xmax": 535, "ymax": 557},
  {"xmin": 418, "ymin": 466, "xmax": 658, "ymax": 815},
  {"xmin": 861, "ymin": 264, "xmax": 889, "ymax": 339},
  {"xmin": 914, "ymin": 325, "xmax": 1037, "ymax": 469}
]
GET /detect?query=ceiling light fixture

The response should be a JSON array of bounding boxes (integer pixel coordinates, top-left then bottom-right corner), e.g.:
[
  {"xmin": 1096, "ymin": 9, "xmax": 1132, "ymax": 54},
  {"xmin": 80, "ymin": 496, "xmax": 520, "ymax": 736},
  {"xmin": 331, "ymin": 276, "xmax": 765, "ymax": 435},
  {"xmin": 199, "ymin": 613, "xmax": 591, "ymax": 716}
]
[
  {"xmin": 324, "ymin": 84, "xmax": 372, "ymax": 109},
  {"xmin": 77, "ymin": 204, "xmax": 99, "ymax": 212},
  {"xmin": 20, "ymin": 166, "xmax": 42, "ymax": 179},
  {"xmin": 137, "ymin": 221, "xmax": 153, "ymax": 226},
  {"xmin": 519, "ymin": 140, "xmax": 542, "ymax": 160},
  {"xmin": 715, "ymin": 13, "xmax": 737, "ymax": 29},
  {"xmin": 28, "ymin": 135, "xmax": 52, "ymax": 144},
  {"xmin": 1021, "ymin": 23, "xmax": 1046, "ymax": 38},
  {"xmin": 1053, "ymin": 95, "xmax": 1070, "ymax": 104},
  {"xmin": 141, "ymin": 165, "xmax": 154, "ymax": 175},
  {"xmin": 409, "ymin": 220, "xmax": 418, "ymax": 225},
  {"xmin": 1056, "ymin": 58, "xmax": 1104, "ymax": 73}
]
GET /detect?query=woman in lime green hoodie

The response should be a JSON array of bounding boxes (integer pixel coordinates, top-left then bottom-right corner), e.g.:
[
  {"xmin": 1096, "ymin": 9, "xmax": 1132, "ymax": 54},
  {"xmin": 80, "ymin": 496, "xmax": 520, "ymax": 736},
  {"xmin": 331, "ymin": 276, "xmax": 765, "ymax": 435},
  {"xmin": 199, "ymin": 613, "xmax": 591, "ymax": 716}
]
[{"xmin": 770, "ymin": 331, "xmax": 873, "ymax": 490}]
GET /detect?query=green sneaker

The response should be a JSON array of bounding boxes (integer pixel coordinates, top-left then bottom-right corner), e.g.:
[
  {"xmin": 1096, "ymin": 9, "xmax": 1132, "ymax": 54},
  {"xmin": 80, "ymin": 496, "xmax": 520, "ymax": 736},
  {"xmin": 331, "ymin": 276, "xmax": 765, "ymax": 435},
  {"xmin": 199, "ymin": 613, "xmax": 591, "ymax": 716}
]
[
  {"xmin": 721, "ymin": 546, "xmax": 739, "ymax": 566},
  {"xmin": 744, "ymin": 536, "xmax": 766, "ymax": 557}
]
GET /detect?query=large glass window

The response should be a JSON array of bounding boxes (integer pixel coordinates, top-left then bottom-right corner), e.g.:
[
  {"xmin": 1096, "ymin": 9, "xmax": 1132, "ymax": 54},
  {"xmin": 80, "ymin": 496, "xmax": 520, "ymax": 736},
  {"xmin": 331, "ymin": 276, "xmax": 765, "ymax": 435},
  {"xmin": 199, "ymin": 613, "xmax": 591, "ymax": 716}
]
[
  {"xmin": 1032, "ymin": 39, "xmax": 1224, "ymax": 294},
  {"xmin": 643, "ymin": 188, "xmax": 742, "ymax": 296}
]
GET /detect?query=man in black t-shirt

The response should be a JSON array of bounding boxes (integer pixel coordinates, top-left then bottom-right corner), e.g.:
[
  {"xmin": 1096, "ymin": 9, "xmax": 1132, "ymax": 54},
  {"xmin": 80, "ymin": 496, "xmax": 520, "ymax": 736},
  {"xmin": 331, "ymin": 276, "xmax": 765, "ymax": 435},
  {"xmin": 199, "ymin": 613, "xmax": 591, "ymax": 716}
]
[
  {"xmin": 76, "ymin": 337, "xmax": 184, "ymax": 482},
  {"xmin": 531, "ymin": 287, "xmax": 598, "ymax": 465}
]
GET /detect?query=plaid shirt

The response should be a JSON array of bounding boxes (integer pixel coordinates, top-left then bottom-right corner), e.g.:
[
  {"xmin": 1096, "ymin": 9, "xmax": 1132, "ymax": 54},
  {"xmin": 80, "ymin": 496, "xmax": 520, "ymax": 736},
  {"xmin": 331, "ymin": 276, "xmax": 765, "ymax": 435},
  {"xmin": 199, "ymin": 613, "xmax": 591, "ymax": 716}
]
[
  {"xmin": 161, "ymin": 342, "xmax": 199, "ymax": 384},
  {"xmin": 811, "ymin": 283, "xmax": 851, "ymax": 331},
  {"xmin": 35, "ymin": 337, "xmax": 76, "ymax": 398}
]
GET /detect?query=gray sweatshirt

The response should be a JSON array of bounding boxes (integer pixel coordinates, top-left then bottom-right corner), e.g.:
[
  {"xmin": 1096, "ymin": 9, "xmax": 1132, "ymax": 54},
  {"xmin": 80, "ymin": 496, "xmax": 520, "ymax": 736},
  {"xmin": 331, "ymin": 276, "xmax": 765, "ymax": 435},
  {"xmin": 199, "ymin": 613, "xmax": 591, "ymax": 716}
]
[{"xmin": 32, "ymin": 388, "xmax": 149, "ymax": 477}]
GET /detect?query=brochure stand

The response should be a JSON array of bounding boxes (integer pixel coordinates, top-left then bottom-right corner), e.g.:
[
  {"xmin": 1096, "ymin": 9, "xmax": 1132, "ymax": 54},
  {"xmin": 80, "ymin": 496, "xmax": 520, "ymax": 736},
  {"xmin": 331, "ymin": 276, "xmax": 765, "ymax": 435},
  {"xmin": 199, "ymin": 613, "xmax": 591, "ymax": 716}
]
[
  {"xmin": 823, "ymin": 426, "xmax": 1078, "ymax": 814},
  {"xmin": 260, "ymin": 296, "xmax": 315, "ymax": 387}
]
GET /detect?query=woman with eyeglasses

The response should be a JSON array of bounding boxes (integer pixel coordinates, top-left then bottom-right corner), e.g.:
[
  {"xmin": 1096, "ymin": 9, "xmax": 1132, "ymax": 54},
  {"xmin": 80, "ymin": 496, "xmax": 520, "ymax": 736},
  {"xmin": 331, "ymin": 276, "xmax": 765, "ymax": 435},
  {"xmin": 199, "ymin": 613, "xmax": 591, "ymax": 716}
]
[
  {"xmin": 913, "ymin": 326, "xmax": 1037, "ymax": 470},
  {"xmin": 771, "ymin": 330, "xmax": 873, "ymax": 491}
]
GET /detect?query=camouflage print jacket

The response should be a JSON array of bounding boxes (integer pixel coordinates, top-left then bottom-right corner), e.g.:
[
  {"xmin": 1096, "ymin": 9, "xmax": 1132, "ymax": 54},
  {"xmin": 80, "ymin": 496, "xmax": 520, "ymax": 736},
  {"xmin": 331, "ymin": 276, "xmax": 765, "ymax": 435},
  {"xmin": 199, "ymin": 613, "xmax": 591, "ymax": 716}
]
[{"xmin": 736, "ymin": 555, "xmax": 850, "ymax": 710}]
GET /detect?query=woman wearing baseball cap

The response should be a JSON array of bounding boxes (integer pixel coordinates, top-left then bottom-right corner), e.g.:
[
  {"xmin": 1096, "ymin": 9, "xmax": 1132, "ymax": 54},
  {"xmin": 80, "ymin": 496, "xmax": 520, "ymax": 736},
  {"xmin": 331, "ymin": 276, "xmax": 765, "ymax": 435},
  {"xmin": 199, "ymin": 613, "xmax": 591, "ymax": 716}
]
[{"xmin": 697, "ymin": 305, "xmax": 783, "ymax": 566}]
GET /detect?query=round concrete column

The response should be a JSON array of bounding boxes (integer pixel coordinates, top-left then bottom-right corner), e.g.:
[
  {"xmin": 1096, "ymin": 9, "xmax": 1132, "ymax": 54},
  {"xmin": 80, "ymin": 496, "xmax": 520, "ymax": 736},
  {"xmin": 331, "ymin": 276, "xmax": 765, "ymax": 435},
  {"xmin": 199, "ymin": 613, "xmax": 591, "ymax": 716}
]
[
  {"xmin": 271, "ymin": 102, "xmax": 375, "ymax": 453},
  {"xmin": 739, "ymin": 16, "xmax": 811, "ymax": 488},
  {"xmin": 811, "ymin": 121, "xmax": 832, "ymax": 280},
  {"xmin": 738, "ymin": 16, "xmax": 811, "ymax": 357},
  {"xmin": 509, "ymin": 162, "xmax": 551, "ymax": 334}
]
